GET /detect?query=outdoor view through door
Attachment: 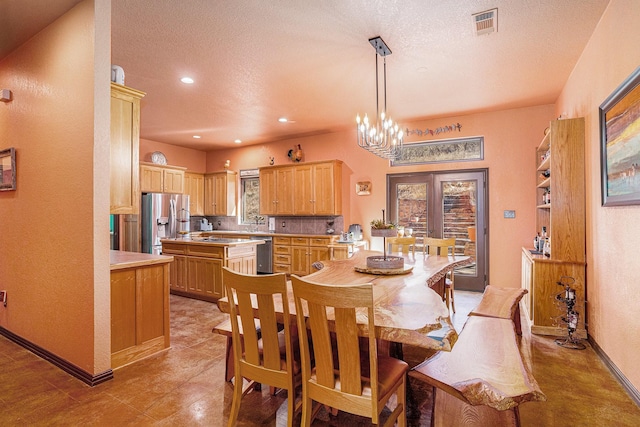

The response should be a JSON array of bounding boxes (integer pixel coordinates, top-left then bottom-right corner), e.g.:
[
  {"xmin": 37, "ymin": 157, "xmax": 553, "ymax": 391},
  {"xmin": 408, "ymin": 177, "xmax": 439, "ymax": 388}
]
[{"xmin": 387, "ymin": 170, "xmax": 487, "ymax": 292}]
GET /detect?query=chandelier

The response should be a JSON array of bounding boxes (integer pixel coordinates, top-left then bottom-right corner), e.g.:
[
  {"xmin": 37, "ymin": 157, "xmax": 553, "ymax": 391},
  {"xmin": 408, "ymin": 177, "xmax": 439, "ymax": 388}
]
[{"xmin": 356, "ymin": 36, "xmax": 404, "ymax": 161}]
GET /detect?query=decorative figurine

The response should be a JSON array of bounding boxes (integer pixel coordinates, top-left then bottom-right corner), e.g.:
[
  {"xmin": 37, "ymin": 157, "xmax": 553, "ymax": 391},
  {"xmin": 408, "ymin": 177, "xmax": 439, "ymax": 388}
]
[{"xmin": 554, "ymin": 276, "xmax": 586, "ymax": 350}]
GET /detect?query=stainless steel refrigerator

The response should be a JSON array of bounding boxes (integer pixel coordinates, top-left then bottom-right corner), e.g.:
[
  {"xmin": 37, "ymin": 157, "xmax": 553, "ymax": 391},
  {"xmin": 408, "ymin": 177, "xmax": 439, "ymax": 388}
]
[{"xmin": 141, "ymin": 193, "xmax": 190, "ymax": 255}]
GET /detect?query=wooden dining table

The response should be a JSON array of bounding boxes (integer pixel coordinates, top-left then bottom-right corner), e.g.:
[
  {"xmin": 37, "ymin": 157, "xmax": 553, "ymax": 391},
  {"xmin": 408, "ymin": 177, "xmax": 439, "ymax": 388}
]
[{"xmin": 217, "ymin": 250, "xmax": 471, "ymax": 351}]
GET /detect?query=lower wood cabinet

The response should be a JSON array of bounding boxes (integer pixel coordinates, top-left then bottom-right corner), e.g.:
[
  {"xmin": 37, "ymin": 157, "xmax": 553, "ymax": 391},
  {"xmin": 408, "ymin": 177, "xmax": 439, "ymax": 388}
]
[
  {"xmin": 162, "ymin": 241, "xmax": 258, "ymax": 302},
  {"xmin": 521, "ymin": 248, "xmax": 586, "ymax": 338},
  {"xmin": 282, "ymin": 236, "xmax": 332, "ymax": 276},
  {"xmin": 110, "ymin": 262, "xmax": 170, "ymax": 369}
]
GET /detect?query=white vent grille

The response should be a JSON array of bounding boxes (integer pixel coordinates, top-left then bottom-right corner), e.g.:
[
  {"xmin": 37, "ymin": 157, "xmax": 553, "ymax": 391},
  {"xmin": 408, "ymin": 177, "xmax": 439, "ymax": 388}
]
[{"xmin": 472, "ymin": 8, "xmax": 498, "ymax": 36}]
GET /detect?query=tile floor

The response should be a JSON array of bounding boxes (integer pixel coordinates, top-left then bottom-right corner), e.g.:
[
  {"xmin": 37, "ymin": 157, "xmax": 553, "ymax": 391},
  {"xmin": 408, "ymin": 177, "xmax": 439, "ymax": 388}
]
[{"xmin": 0, "ymin": 291, "xmax": 639, "ymax": 426}]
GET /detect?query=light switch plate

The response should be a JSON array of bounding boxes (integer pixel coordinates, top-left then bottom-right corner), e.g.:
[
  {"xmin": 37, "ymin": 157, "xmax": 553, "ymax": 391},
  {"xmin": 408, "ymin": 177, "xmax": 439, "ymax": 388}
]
[{"xmin": 504, "ymin": 210, "xmax": 516, "ymax": 219}]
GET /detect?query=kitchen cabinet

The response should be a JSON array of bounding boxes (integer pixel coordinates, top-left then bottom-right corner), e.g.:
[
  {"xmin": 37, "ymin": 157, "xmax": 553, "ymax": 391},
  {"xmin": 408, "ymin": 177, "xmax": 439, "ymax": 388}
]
[
  {"xmin": 259, "ymin": 166, "xmax": 295, "ymax": 215},
  {"xmin": 110, "ymin": 83, "xmax": 145, "ymax": 214},
  {"xmin": 293, "ymin": 161, "xmax": 343, "ymax": 215},
  {"xmin": 273, "ymin": 236, "xmax": 293, "ymax": 274},
  {"xmin": 110, "ymin": 251, "xmax": 172, "ymax": 369},
  {"xmin": 522, "ymin": 118, "xmax": 586, "ymax": 338},
  {"xmin": 289, "ymin": 236, "xmax": 332, "ymax": 276},
  {"xmin": 184, "ymin": 172, "xmax": 204, "ymax": 216},
  {"xmin": 204, "ymin": 171, "xmax": 237, "ymax": 216},
  {"xmin": 161, "ymin": 239, "xmax": 258, "ymax": 301},
  {"xmin": 140, "ymin": 162, "xmax": 186, "ymax": 194}
]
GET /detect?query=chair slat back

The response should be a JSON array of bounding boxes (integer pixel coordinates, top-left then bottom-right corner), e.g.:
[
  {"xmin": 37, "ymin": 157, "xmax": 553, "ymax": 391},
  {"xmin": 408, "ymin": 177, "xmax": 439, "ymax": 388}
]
[
  {"xmin": 223, "ymin": 268, "xmax": 291, "ymax": 373},
  {"xmin": 291, "ymin": 276, "xmax": 376, "ymax": 400},
  {"xmin": 387, "ymin": 236, "xmax": 416, "ymax": 255},
  {"xmin": 423, "ymin": 237, "xmax": 456, "ymax": 257}
]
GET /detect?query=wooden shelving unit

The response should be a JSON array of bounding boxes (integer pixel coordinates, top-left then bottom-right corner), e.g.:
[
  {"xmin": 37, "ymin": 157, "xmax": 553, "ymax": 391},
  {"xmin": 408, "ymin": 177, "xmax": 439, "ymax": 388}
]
[{"xmin": 522, "ymin": 118, "xmax": 586, "ymax": 338}]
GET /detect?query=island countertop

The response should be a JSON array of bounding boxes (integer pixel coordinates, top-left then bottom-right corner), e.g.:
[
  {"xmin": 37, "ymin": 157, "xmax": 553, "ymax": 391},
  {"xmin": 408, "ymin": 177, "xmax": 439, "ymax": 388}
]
[
  {"xmin": 110, "ymin": 250, "xmax": 174, "ymax": 271},
  {"xmin": 160, "ymin": 237, "xmax": 264, "ymax": 246}
]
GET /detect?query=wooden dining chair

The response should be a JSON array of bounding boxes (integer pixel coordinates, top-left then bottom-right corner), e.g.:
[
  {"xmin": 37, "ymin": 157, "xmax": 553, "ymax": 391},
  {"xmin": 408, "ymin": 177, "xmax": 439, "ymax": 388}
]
[
  {"xmin": 222, "ymin": 267, "xmax": 300, "ymax": 427},
  {"xmin": 387, "ymin": 236, "xmax": 417, "ymax": 256},
  {"xmin": 291, "ymin": 275, "xmax": 408, "ymax": 427},
  {"xmin": 423, "ymin": 237, "xmax": 457, "ymax": 313}
]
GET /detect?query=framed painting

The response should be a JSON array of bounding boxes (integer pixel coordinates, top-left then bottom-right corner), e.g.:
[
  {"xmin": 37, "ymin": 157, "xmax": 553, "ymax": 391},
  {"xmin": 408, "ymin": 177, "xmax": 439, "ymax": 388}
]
[
  {"xmin": 390, "ymin": 136, "xmax": 483, "ymax": 166},
  {"xmin": 0, "ymin": 147, "xmax": 16, "ymax": 191},
  {"xmin": 356, "ymin": 181, "xmax": 371, "ymax": 195},
  {"xmin": 600, "ymin": 66, "xmax": 640, "ymax": 206}
]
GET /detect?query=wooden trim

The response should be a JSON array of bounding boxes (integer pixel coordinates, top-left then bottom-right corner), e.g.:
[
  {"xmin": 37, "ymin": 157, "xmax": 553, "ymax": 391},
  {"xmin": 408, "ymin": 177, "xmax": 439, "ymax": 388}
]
[
  {"xmin": 589, "ymin": 336, "xmax": 640, "ymax": 407},
  {"xmin": 0, "ymin": 327, "xmax": 113, "ymax": 387}
]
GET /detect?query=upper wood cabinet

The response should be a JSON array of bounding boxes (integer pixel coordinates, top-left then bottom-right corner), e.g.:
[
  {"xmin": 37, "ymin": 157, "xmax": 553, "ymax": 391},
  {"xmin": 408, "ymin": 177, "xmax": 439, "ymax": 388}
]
[
  {"xmin": 204, "ymin": 171, "xmax": 237, "ymax": 216},
  {"xmin": 140, "ymin": 162, "xmax": 186, "ymax": 194},
  {"xmin": 259, "ymin": 166, "xmax": 295, "ymax": 215},
  {"xmin": 184, "ymin": 172, "xmax": 204, "ymax": 216},
  {"xmin": 293, "ymin": 161, "xmax": 342, "ymax": 215},
  {"xmin": 110, "ymin": 83, "xmax": 145, "ymax": 214},
  {"xmin": 260, "ymin": 160, "xmax": 342, "ymax": 216}
]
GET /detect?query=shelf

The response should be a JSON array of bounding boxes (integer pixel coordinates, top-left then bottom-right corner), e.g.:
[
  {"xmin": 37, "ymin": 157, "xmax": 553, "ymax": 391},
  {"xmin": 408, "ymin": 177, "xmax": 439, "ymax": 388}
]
[
  {"xmin": 536, "ymin": 204, "xmax": 551, "ymax": 209},
  {"xmin": 537, "ymin": 177, "xmax": 551, "ymax": 188},
  {"xmin": 537, "ymin": 131, "xmax": 550, "ymax": 152},
  {"xmin": 537, "ymin": 156, "xmax": 550, "ymax": 171}
]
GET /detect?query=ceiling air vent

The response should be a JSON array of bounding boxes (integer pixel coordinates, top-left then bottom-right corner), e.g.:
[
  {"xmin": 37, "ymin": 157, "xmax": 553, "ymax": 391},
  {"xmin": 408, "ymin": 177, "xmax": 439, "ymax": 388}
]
[{"xmin": 472, "ymin": 8, "xmax": 498, "ymax": 36}]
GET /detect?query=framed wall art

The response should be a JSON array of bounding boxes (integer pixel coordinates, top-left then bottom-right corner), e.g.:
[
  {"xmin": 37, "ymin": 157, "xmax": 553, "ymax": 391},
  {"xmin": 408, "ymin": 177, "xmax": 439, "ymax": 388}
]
[
  {"xmin": 600, "ymin": 66, "xmax": 640, "ymax": 206},
  {"xmin": 390, "ymin": 136, "xmax": 483, "ymax": 166},
  {"xmin": 356, "ymin": 181, "xmax": 371, "ymax": 195},
  {"xmin": 0, "ymin": 147, "xmax": 16, "ymax": 191}
]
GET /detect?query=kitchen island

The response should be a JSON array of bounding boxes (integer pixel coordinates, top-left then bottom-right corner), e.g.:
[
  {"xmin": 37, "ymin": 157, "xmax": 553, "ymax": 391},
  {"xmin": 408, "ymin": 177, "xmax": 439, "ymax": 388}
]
[
  {"xmin": 110, "ymin": 250, "xmax": 173, "ymax": 369},
  {"xmin": 161, "ymin": 237, "xmax": 263, "ymax": 302}
]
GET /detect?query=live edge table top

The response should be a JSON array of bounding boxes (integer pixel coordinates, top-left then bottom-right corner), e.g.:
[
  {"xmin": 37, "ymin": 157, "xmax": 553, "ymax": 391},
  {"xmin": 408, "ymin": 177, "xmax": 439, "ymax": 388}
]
[{"xmin": 218, "ymin": 250, "xmax": 471, "ymax": 351}]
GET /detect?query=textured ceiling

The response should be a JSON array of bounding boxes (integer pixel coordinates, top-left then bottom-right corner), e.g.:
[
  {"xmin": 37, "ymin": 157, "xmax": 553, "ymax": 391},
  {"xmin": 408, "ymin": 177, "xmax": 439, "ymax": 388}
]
[{"xmin": 5, "ymin": 1, "xmax": 610, "ymax": 151}]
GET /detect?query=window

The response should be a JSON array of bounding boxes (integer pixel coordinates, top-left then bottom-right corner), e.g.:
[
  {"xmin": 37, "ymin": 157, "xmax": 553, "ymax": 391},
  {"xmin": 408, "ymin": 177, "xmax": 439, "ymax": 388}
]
[{"xmin": 240, "ymin": 171, "xmax": 260, "ymax": 224}]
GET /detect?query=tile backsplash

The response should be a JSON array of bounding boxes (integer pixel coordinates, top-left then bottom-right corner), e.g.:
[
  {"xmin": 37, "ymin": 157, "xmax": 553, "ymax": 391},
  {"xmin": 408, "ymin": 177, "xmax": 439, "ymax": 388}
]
[{"xmin": 190, "ymin": 215, "xmax": 344, "ymax": 235}]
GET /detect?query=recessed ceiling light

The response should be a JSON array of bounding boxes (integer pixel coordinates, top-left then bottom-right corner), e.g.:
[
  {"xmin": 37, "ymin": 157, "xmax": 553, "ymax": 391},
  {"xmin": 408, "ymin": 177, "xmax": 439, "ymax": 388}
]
[
  {"xmin": 193, "ymin": 135, "xmax": 201, "ymax": 139},
  {"xmin": 234, "ymin": 139, "xmax": 242, "ymax": 144},
  {"xmin": 278, "ymin": 117, "xmax": 288, "ymax": 123},
  {"xmin": 180, "ymin": 77, "xmax": 194, "ymax": 84}
]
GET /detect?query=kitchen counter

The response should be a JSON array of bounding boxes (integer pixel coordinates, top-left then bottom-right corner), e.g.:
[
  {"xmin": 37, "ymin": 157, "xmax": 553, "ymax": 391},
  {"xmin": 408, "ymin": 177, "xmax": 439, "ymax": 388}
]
[
  {"xmin": 196, "ymin": 230, "xmax": 338, "ymax": 239},
  {"xmin": 161, "ymin": 237, "xmax": 261, "ymax": 302},
  {"xmin": 161, "ymin": 237, "xmax": 265, "ymax": 246},
  {"xmin": 110, "ymin": 250, "xmax": 173, "ymax": 270},
  {"xmin": 110, "ymin": 250, "xmax": 172, "ymax": 369}
]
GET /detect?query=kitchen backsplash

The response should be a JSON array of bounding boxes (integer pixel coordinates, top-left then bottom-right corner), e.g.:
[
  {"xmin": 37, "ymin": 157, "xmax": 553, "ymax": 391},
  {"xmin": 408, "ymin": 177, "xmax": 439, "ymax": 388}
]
[{"xmin": 190, "ymin": 215, "xmax": 344, "ymax": 235}]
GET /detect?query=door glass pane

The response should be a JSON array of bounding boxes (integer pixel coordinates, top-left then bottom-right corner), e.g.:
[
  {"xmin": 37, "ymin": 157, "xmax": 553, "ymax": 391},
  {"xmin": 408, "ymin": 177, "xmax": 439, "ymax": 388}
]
[
  {"xmin": 395, "ymin": 183, "xmax": 427, "ymax": 242},
  {"xmin": 442, "ymin": 180, "xmax": 476, "ymax": 276}
]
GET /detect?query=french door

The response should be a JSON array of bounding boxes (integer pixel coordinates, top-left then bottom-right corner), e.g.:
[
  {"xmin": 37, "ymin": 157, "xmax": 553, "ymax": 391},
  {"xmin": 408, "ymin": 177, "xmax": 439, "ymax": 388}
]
[{"xmin": 387, "ymin": 169, "xmax": 487, "ymax": 292}]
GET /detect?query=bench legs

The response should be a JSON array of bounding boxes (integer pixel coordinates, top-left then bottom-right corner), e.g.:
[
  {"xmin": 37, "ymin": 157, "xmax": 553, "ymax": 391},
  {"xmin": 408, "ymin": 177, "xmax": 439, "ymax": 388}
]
[{"xmin": 432, "ymin": 388, "xmax": 520, "ymax": 427}]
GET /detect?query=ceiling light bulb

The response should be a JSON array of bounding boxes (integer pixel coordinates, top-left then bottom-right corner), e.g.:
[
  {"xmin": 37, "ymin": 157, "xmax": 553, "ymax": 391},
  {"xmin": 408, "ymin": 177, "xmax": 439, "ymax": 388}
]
[
  {"xmin": 180, "ymin": 77, "xmax": 194, "ymax": 84},
  {"xmin": 234, "ymin": 139, "xmax": 242, "ymax": 144},
  {"xmin": 193, "ymin": 135, "xmax": 201, "ymax": 139},
  {"xmin": 278, "ymin": 117, "xmax": 288, "ymax": 123}
]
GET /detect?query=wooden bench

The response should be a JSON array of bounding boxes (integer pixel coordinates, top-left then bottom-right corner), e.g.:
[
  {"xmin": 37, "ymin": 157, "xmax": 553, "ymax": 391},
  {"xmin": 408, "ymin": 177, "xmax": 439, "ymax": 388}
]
[
  {"xmin": 410, "ymin": 316, "xmax": 545, "ymax": 426},
  {"xmin": 468, "ymin": 285, "xmax": 528, "ymax": 335}
]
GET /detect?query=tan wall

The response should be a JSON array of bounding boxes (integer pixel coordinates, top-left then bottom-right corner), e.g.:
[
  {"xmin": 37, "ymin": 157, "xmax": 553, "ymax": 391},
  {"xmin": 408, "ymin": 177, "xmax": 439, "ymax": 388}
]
[
  {"xmin": 0, "ymin": 0, "xmax": 111, "ymax": 374},
  {"xmin": 556, "ymin": 0, "xmax": 640, "ymax": 391},
  {"xmin": 140, "ymin": 138, "xmax": 206, "ymax": 173},
  {"xmin": 202, "ymin": 104, "xmax": 554, "ymax": 288}
]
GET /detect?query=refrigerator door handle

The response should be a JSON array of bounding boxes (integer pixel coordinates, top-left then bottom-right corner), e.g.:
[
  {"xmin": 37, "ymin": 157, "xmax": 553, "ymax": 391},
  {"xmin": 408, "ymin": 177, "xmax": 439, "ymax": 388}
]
[{"xmin": 168, "ymin": 198, "xmax": 176, "ymax": 238}]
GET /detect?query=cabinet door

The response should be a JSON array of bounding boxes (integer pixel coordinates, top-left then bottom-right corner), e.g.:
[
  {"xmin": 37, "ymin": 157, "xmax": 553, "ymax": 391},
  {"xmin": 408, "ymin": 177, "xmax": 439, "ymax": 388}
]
[
  {"xmin": 169, "ymin": 255, "xmax": 188, "ymax": 292},
  {"xmin": 294, "ymin": 164, "xmax": 314, "ymax": 215},
  {"xmin": 110, "ymin": 84, "xmax": 143, "ymax": 215},
  {"xmin": 259, "ymin": 168, "xmax": 278, "ymax": 215},
  {"xmin": 213, "ymin": 173, "xmax": 231, "ymax": 215},
  {"xmin": 204, "ymin": 175, "xmax": 215, "ymax": 215},
  {"xmin": 163, "ymin": 169, "xmax": 185, "ymax": 194},
  {"xmin": 313, "ymin": 162, "xmax": 338, "ymax": 215},
  {"xmin": 184, "ymin": 173, "xmax": 204, "ymax": 216},
  {"xmin": 140, "ymin": 165, "xmax": 164, "ymax": 193},
  {"xmin": 291, "ymin": 246, "xmax": 309, "ymax": 276},
  {"xmin": 309, "ymin": 245, "xmax": 329, "ymax": 265},
  {"xmin": 277, "ymin": 167, "xmax": 295, "ymax": 214},
  {"xmin": 187, "ymin": 257, "xmax": 223, "ymax": 299}
]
